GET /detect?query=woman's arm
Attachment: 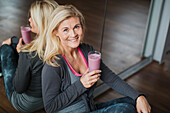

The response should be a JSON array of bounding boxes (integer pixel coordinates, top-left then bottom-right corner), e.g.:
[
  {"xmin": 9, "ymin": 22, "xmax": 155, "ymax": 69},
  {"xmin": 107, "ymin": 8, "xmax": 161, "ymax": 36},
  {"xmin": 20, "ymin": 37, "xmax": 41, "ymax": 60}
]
[
  {"xmin": 81, "ymin": 43, "xmax": 151, "ymax": 112},
  {"xmin": 16, "ymin": 38, "xmax": 23, "ymax": 53},
  {"xmin": 13, "ymin": 52, "xmax": 31, "ymax": 93},
  {"xmin": 100, "ymin": 60, "xmax": 151, "ymax": 112},
  {"xmin": 1, "ymin": 36, "xmax": 19, "ymax": 45},
  {"xmin": 100, "ymin": 60, "xmax": 141, "ymax": 100},
  {"xmin": 42, "ymin": 64, "xmax": 88, "ymax": 113}
]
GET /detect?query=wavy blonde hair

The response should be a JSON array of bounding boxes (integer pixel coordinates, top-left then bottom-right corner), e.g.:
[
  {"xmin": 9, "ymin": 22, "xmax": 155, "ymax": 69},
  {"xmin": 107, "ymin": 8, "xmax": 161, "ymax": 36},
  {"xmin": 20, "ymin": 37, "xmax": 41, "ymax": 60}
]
[
  {"xmin": 21, "ymin": 0, "xmax": 58, "ymax": 59},
  {"xmin": 43, "ymin": 5, "xmax": 85, "ymax": 67}
]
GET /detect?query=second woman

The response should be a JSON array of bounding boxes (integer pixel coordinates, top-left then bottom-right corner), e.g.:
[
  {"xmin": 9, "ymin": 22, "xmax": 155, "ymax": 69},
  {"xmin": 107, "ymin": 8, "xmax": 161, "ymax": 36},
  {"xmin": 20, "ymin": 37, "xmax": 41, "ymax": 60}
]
[{"xmin": 0, "ymin": 0, "xmax": 58, "ymax": 112}]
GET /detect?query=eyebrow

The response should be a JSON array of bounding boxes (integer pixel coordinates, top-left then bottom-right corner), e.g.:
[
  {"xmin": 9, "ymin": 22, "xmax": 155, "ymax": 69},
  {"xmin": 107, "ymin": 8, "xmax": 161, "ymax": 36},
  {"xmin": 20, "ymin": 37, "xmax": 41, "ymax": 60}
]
[{"xmin": 75, "ymin": 23, "xmax": 81, "ymax": 26}]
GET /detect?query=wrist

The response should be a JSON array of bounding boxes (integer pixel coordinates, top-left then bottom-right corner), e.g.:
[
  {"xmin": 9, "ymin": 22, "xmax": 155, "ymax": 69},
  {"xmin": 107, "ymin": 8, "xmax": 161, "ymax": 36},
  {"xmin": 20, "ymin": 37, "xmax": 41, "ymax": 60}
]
[
  {"xmin": 136, "ymin": 95, "xmax": 147, "ymax": 104},
  {"xmin": 11, "ymin": 36, "xmax": 19, "ymax": 44},
  {"xmin": 136, "ymin": 94, "xmax": 146, "ymax": 102}
]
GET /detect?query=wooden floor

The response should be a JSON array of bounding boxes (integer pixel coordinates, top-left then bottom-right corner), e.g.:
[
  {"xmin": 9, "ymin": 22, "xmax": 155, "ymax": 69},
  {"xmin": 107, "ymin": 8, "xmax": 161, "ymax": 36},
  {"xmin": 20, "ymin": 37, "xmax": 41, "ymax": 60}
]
[
  {"xmin": 1, "ymin": 0, "xmax": 170, "ymax": 113},
  {"xmin": 94, "ymin": 52, "xmax": 170, "ymax": 113}
]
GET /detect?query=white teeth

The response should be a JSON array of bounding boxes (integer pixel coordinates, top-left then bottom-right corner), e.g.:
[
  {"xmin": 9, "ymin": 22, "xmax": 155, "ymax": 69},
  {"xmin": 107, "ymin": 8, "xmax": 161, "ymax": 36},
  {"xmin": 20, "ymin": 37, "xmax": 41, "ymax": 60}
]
[
  {"xmin": 71, "ymin": 39, "xmax": 77, "ymax": 42},
  {"xmin": 69, "ymin": 38, "xmax": 78, "ymax": 42}
]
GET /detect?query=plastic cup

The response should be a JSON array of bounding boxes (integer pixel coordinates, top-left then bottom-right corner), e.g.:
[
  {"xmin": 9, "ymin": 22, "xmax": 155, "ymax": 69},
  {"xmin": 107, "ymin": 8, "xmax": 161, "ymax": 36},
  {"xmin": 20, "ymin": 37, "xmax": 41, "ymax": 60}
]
[
  {"xmin": 20, "ymin": 26, "xmax": 32, "ymax": 44},
  {"xmin": 88, "ymin": 51, "xmax": 101, "ymax": 72}
]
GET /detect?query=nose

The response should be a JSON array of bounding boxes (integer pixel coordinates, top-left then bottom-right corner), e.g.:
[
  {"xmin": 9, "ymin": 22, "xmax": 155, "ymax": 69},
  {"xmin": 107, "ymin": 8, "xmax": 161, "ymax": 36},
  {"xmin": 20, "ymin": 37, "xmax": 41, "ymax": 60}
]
[
  {"xmin": 28, "ymin": 17, "xmax": 31, "ymax": 22},
  {"xmin": 70, "ymin": 30, "xmax": 76, "ymax": 37}
]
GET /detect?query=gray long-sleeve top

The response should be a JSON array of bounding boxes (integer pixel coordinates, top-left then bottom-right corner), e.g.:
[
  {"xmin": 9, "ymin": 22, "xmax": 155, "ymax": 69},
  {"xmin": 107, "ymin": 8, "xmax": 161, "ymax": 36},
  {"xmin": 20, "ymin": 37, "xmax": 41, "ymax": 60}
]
[
  {"xmin": 42, "ymin": 43, "xmax": 141, "ymax": 113},
  {"xmin": 13, "ymin": 51, "xmax": 43, "ymax": 97}
]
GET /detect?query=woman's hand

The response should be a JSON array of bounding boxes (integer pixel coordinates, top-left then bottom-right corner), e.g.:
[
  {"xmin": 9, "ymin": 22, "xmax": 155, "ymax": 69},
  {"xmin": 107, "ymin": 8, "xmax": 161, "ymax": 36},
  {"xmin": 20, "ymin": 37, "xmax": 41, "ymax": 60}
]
[
  {"xmin": 80, "ymin": 69, "xmax": 101, "ymax": 88},
  {"xmin": 136, "ymin": 96, "xmax": 151, "ymax": 113},
  {"xmin": 16, "ymin": 38, "xmax": 23, "ymax": 53},
  {"xmin": 1, "ymin": 38, "xmax": 11, "ymax": 45}
]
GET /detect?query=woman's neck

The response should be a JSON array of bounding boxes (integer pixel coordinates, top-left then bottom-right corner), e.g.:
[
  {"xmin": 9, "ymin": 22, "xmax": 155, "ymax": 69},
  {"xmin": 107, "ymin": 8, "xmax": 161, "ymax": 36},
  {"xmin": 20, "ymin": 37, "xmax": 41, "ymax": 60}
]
[{"xmin": 63, "ymin": 47, "xmax": 79, "ymax": 59}]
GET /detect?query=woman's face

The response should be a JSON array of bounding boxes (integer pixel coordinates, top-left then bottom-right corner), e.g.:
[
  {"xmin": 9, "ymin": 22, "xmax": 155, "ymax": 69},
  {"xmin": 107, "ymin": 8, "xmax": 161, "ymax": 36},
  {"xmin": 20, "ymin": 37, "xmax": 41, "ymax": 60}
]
[
  {"xmin": 29, "ymin": 17, "xmax": 38, "ymax": 33},
  {"xmin": 55, "ymin": 17, "xmax": 83, "ymax": 50}
]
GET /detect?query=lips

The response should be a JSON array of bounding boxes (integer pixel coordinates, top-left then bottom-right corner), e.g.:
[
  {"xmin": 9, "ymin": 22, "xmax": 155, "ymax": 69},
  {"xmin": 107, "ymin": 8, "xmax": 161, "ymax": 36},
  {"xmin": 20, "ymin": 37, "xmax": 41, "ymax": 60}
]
[
  {"xmin": 71, "ymin": 39, "xmax": 77, "ymax": 42},
  {"xmin": 68, "ymin": 36, "xmax": 79, "ymax": 42}
]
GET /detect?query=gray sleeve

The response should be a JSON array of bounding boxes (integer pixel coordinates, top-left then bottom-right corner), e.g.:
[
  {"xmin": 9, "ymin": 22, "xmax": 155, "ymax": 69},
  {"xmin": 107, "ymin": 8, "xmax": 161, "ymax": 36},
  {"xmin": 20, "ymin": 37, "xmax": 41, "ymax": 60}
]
[
  {"xmin": 11, "ymin": 36, "xmax": 19, "ymax": 44},
  {"xmin": 100, "ymin": 60, "xmax": 141, "ymax": 100},
  {"xmin": 13, "ymin": 52, "xmax": 31, "ymax": 93},
  {"xmin": 42, "ymin": 64, "xmax": 87, "ymax": 113}
]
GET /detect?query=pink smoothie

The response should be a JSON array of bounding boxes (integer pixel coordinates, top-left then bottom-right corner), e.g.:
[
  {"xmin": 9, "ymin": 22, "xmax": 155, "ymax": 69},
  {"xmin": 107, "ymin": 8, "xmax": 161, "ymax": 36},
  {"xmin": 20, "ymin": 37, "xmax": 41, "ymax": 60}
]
[
  {"xmin": 21, "ymin": 26, "xmax": 32, "ymax": 44},
  {"xmin": 88, "ymin": 53, "xmax": 101, "ymax": 72}
]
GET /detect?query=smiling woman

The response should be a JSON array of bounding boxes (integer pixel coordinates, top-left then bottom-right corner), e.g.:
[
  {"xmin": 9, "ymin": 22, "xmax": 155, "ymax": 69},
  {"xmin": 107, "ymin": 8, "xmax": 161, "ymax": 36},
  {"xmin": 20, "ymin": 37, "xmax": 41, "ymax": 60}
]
[{"xmin": 41, "ymin": 5, "xmax": 151, "ymax": 113}]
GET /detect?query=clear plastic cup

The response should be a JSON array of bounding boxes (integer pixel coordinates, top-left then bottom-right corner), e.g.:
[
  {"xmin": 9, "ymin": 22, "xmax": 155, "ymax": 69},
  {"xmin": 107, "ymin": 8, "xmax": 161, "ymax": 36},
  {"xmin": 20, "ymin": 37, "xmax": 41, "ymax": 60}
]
[
  {"xmin": 20, "ymin": 26, "xmax": 32, "ymax": 44},
  {"xmin": 88, "ymin": 51, "xmax": 101, "ymax": 72}
]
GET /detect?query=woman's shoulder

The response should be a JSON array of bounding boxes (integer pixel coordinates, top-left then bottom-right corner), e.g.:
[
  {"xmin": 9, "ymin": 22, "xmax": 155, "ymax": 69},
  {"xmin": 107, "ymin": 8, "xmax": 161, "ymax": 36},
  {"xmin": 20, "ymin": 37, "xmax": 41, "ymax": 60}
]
[
  {"xmin": 19, "ymin": 51, "xmax": 43, "ymax": 66},
  {"xmin": 43, "ymin": 56, "xmax": 67, "ymax": 78},
  {"xmin": 44, "ymin": 55, "xmax": 66, "ymax": 69}
]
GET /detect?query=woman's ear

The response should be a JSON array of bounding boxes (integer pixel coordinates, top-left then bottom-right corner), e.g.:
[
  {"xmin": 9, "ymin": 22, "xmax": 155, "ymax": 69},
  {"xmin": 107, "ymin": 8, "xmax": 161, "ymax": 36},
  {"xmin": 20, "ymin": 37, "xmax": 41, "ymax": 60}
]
[
  {"xmin": 53, "ymin": 30, "xmax": 60, "ymax": 40},
  {"xmin": 53, "ymin": 30, "xmax": 58, "ymax": 36}
]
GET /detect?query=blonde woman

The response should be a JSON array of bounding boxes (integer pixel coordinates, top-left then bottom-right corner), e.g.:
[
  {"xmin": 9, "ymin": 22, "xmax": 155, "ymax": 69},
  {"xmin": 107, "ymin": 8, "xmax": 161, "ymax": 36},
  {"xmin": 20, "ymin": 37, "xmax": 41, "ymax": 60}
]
[
  {"xmin": 42, "ymin": 5, "xmax": 151, "ymax": 113},
  {"xmin": 0, "ymin": 0, "xmax": 58, "ymax": 112}
]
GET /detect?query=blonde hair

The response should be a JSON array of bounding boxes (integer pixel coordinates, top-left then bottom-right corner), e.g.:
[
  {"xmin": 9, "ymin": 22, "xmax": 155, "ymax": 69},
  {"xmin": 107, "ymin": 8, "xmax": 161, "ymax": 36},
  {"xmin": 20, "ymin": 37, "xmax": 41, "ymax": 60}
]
[
  {"xmin": 44, "ymin": 5, "xmax": 85, "ymax": 67},
  {"xmin": 21, "ymin": 0, "xmax": 59, "ymax": 59}
]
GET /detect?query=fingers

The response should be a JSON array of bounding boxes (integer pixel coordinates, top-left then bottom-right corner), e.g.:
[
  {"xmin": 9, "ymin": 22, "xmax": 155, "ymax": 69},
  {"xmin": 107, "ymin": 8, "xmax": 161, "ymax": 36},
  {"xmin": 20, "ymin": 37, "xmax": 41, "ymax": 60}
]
[
  {"xmin": 136, "ymin": 96, "xmax": 151, "ymax": 113},
  {"xmin": 17, "ymin": 38, "xmax": 23, "ymax": 47},
  {"xmin": 18, "ymin": 38, "xmax": 23, "ymax": 45},
  {"xmin": 89, "ymin": 74, "xmax": 100, "ymax": 84},
  {"xmin": 84, "ymin": 70, "xmax": 101, "ymax": 77},
  {"xmin": 83, "ymin": 68, "xmax": 89, "ymax": 76},
  {"xmin": 149, "ymin": 106, "xmax": 151, "ymax": 113},
  {"xmin": 85, "ymin": 76, "xmax": 100, "ymax": 87},
  {"xmin": 16, "ymin": 38, "xmax": 23, "ymax": 53},
  {"xmin": 88, "ymin": 74, "xmax": 100, "ymax": 83},
  {"xmin": 80, "ymin": 70, "xmax": 101, "ymax": 88},
  {"xmin": 89, "ymin": 74, "xmax": 101, "ymax": 81},
  {"xmin": 137, "ymin": 109, "xmax": 141, "ymax": 113},
  {"xmin": 147, "ymin": 105, "xmax": 151, "ymax": 113}
]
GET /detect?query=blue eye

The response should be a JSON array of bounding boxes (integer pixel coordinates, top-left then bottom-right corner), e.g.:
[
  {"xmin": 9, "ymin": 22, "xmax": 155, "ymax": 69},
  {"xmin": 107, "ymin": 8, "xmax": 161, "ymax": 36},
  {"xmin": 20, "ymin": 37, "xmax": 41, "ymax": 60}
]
[
  {"xmin": 63, "ymin": 29, "xmax": 68, "ymax": 32},
  {"xmin": 75, "ymin": 25, "xmax": 79, "ymax": 29}
]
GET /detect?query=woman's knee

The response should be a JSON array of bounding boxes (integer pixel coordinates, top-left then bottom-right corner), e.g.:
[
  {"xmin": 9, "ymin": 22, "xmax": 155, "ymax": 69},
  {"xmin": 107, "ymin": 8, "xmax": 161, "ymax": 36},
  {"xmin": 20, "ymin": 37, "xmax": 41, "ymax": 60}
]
[
  {"xmin": 0, "ymin": 44, "xmax": 18, "ymax": 72},
  {"xmin": 0, "ymin": 44, "xmax": 16, "ymax": 59},
  {"xmin": 118, "ymin": 97, "xmax": 136, "ymax": 106},
  {"xmin": 0, "ymin": 44, "xmax": 14, "ymax": 56},
  {"xmin": 106, "ymin": 103, "xmax": 137, "ymax": 113}
]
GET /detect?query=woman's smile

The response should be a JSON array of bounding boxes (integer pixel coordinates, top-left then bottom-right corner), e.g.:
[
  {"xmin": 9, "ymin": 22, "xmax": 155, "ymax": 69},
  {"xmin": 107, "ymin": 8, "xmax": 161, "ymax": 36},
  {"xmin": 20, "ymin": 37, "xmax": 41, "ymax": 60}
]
[{"xmin": 68, "ymin": 36, "xmax": 79, "ymax": 42}]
